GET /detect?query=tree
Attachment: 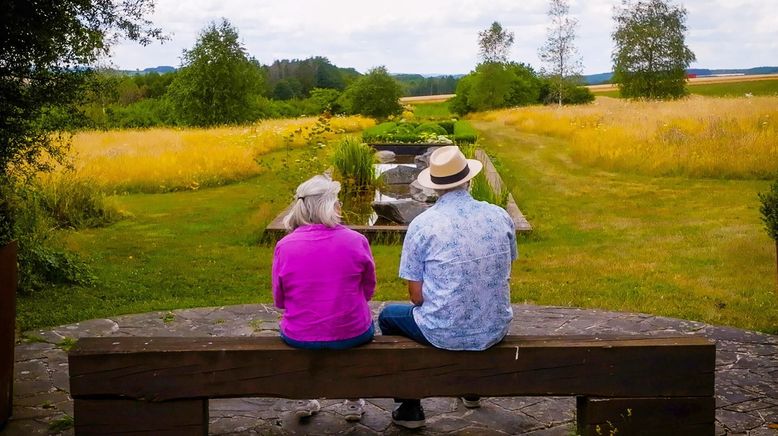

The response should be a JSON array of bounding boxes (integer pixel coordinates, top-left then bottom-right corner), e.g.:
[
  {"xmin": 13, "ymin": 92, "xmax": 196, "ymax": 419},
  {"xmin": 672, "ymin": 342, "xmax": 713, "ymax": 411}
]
[
  {"xmin": 759, "ymin": 181, "xmax": 778, "ymax": 290},
  {"xmin": 611, "ymin": 0, "xmax": 696, "ymax": 99},
  {"xmin": 450, "ymin": 63, "xmax": 542, "ymax": 115},
  {"xmin": 167, "ymin": 19, "xmax": 265, "ymax": 126},
  {"xmin": 0, "ymin": 0, "xmax": 163, "ymax": 243},
  {"xmin": 478, "ymin": 22, "xmax": 515, "ymax": 64},
  {"xmin": 341, "ymin": 66, "xmax": 403, "ymax": 119},
  {"xmin": 538, "ymin": 0, "xmax": 583, "ymax": 106}
]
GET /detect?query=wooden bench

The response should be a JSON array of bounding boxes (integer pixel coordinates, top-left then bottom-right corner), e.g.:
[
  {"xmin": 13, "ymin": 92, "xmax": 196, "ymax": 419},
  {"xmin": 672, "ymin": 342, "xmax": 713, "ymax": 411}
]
[{"xmin": 68, "ymin": 335, "xmax": 715, "ymax": 435}]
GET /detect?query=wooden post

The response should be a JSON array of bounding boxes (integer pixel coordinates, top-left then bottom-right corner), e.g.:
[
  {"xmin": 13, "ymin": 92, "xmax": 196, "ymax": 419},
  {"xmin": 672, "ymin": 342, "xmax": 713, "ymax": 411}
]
[
  {"xmin": 0, "ymin": 241, "xmax": 17, "ymax": 429},
  {"xmin": 74, "ymin": 398, "xmax": 208, "ymax": 435}
]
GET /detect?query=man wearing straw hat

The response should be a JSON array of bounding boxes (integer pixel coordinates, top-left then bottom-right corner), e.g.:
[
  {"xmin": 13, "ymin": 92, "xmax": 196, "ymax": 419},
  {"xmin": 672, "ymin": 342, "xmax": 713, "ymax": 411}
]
[{"xmin": 378, "ymin": 145, "xmax": 518, "ymax": 429}]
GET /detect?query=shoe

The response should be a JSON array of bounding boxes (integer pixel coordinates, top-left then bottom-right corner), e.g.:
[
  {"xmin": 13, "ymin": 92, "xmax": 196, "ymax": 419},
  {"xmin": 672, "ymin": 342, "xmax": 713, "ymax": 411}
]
[
  {"xmin": 462, "ymin": 396, "xmax": 482, "ymax": 409},
  {"xmin": 392, "ymin": 401, "xmax": 425, "ymax": 429},
  {"xmin": 343, "ymin": 399, "xmax": 365, "ymax": 422},
  {"xmin": 294, "ymin": 399, "xmax": 321, "ymax": 418}
]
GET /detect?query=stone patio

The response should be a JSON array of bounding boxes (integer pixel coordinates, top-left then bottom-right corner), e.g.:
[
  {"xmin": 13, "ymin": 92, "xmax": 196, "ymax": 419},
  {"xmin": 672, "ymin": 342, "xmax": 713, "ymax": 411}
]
[{"xmin": 3, "ymin": 302, "xmax": 777, "ymax": 435}]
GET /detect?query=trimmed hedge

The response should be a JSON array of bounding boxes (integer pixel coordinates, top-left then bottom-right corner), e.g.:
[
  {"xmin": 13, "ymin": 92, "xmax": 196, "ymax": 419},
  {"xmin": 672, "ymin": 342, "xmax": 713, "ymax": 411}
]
[
  {"xmin": 453, "ymin": 120, "xmax": 478, "ymax": 144},
  {"xmin": 363, "ymin": 120, "xmax": 475, "ymax": 144}
]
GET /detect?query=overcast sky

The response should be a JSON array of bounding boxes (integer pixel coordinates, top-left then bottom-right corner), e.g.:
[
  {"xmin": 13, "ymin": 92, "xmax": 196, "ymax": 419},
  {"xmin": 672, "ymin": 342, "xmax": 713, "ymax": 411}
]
[{"xmin": 109, "ymin": 0, "xmax": 778, "ymax": 76}]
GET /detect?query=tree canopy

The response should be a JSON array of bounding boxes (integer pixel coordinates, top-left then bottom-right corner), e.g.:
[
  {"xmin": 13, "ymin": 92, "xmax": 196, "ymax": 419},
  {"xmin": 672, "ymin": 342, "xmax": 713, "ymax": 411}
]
[
  {"xmin": 478, "ymin": 22, "xmax": 515, "ymax": 64},
  {"xmin": 340, "ymin": 66, "xmax": 403, "ymax": 119},
  {"xmin": 1, "ymin": 0, "xmax": 163, "ymax": 243},
  {"xmin": 611, "ymin": 0, "xmax": 696, "ymax": 99},
  {"xmin": 166, "ymin": 19, "xmax": 265, "ymax": 126}
]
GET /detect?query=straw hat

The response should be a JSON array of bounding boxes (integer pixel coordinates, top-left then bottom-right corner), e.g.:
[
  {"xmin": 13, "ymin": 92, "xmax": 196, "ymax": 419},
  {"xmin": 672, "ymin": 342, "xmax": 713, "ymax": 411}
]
[{"xmin": 416, "ymin": 145, "xmax": 483, "ymax": 190}]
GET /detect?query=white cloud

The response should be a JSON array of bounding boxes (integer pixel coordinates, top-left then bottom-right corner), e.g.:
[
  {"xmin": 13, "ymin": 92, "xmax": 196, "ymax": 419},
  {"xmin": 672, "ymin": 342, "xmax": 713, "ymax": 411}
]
[{"xmin": 109, "ymin": 0, "xmax": 778, "ymax": 75}]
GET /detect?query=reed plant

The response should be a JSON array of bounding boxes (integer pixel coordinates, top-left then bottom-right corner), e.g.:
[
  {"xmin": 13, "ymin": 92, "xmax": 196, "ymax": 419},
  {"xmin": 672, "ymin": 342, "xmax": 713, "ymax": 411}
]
[
  {"xmin": 55, "ymin": 116, "xmax": 374, "ymax": 193},
  {"xmin": 471, "ymin": 96, "xmax": 778, "ymax": 179},
  {"xmin": 331, "ymin": 136, "xmax": 376, "ymax": 191}
]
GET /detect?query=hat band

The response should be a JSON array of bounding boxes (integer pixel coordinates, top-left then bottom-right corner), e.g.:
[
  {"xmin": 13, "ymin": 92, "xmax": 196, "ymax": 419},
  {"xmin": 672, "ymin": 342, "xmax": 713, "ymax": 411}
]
[{"xmin": 430, "ymin": 164, "xmax": 470, "ymax": 185}]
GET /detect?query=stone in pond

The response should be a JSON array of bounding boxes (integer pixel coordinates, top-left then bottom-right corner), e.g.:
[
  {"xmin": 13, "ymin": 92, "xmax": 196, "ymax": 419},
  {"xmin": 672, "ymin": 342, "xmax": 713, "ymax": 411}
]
[
  {"xmin": 375, "ymin": 150, "xmax": 396, "ymax": 163},
  {"xmin": 380, "ymin": 165, "xmax": 421, "ymax": 185},
  {"xmin": 372, "ymin": 200, "xmax": 430, "ymax": 224},
  {"xmin": 414, "ymin": 147, "xmax": 441, "ymax": 170},
  {"xmin": 409, "ymin": 180, "xmax": 438, "ymax": 203}
]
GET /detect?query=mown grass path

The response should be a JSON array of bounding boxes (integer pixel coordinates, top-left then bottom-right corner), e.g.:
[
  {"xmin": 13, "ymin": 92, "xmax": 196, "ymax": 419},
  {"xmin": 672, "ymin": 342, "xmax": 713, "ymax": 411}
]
[{"xmin": 473, "ymin": 118, "xmax": 777, "ymax": 333}]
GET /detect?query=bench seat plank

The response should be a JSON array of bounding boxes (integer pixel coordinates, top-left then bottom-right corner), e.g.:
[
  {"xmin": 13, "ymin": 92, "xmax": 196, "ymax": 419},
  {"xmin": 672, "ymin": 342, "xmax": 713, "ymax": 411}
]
[{"xmin": 69, "ymin": 335, "xmax": 714, "ymax": 401}]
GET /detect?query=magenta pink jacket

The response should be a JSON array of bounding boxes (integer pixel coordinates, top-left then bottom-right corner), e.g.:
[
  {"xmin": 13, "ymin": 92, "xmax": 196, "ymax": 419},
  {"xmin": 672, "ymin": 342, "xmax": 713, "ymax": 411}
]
[{"xmin": 272, "ymin": 224, "xmax": 376, "ymax": 341}]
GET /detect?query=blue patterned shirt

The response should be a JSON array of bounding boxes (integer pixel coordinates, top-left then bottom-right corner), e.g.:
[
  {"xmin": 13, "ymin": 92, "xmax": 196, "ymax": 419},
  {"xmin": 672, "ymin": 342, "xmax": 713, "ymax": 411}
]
[{"xmin": 399, "ymin": 189, "xmax": 517, "ymax": 351}]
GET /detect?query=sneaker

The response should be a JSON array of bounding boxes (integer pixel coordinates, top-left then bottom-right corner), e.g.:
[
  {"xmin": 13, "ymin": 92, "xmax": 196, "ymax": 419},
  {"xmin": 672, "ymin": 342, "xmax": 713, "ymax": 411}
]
[
  {"xmin": 461, "ymin": 396, "xmax": 482, "ymax": 409},
  {"xmin": 294, "ymin": 399, "xmax": 321, "ymax": 418},
  {"xmin": 343, "ymin": 399, "xmax": 365, "ymax": 422},
  {"xmin": 392, "ymin": 401, "xmax": 425, "ymax": 429}
]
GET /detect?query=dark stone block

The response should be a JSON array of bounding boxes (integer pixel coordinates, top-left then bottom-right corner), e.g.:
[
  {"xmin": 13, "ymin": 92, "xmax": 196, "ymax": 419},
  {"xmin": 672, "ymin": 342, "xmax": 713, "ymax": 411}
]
[{"xmin": 372, "ymin": 200, "xmax": 429, "ymax": 224}]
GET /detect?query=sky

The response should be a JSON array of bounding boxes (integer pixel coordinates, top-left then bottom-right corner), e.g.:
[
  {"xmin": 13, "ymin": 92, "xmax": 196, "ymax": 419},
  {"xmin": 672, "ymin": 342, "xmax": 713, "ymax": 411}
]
[{"xmin": 109, "ymin": 0, "xmax": 778, "ymax": 76}]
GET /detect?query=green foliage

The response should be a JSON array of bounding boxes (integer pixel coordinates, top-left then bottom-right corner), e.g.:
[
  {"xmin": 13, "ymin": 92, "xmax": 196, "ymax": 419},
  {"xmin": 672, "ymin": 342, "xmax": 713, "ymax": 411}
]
[
  {"xmin": 362, "ymin": 121, "xmax": 473, "ymax": 144},
  {"xmin": 415, "ymin": 122, "xmax": 447, "ymax": 136},
  {"xmin": 331, "ymin": 136, "xmax": 376, "ymax": 191},
  {"xmin": 1, "ymin": 0, "xmax": 163, "ymax": 182},
  {"xmin": 539, "ymin": 79, "xmax": 595, "ymax": 105},
  {"xmin": 759, "ymin": 180, "xmax": 778, "ymax": 241},
  {"xmin": 341, "ymin": 66, "xmax": 403, "ymax": 119},
  {"xmin": 470, "ymin": 172, "xmax": 509, "ymax": 208},
  {"xmin": 451, "ymin": 63, "xmax": 542, "ymax": 115},
  {"xmin": 167, "ymin": 19, "xmax": 266, "ymax": 126},
  {"xmin": 454, "ymin": 121, "xmax": 479, "ymax": 144},
  {"xmin": 612, "ymin": 0, "xmax": 696, "ymax": 100}
]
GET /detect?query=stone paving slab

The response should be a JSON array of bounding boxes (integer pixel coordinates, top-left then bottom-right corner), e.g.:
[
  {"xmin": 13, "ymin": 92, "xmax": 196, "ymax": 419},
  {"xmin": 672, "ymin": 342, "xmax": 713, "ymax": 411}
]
[{"xmin": 2, "ymin": 303, "xmax": 777, "ymax": 435}]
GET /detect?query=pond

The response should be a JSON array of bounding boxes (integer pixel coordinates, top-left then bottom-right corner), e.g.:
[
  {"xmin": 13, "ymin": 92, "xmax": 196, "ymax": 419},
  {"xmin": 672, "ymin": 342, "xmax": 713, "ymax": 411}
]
[{"xmin": 264, "ymin": 145, "xmax": 531, "ymax": 241}]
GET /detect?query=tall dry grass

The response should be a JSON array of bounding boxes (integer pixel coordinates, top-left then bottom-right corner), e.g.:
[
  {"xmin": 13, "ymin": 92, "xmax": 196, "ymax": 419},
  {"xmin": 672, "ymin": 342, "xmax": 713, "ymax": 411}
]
[
  {"xmin": 56, "ymin": 116, "xmax": 374, "ymax": 193},
  {"xmin": 472, "ymin": 96, "xmax": 778, "ymax": 179}
]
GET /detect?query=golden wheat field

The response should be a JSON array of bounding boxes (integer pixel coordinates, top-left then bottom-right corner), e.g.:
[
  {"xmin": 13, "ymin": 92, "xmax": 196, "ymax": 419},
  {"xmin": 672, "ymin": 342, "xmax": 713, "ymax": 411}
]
[
  {"xmin": 471, "ymin": 96, "xmax": 778, "ymax": 179},
  {"xmin": 50, "ymin": 116, "xmax": 374, "ymax": 193}
]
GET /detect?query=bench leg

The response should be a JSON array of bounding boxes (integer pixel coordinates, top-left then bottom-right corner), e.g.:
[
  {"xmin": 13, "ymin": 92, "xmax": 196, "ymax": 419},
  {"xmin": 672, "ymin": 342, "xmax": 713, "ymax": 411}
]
[
  {"xmin": 576, "ymin": 396, "xmax": 714, "ymax": 436},
  {"xmin": 74, "ymin": 398, "xmax": 208, "ymax": 435}
]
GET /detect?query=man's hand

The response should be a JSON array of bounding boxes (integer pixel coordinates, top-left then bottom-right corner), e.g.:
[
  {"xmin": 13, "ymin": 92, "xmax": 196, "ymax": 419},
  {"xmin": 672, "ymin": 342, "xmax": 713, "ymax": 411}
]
[{"xmin": 408, "ymin": 280, "xmax": 423, "ymax": 306}]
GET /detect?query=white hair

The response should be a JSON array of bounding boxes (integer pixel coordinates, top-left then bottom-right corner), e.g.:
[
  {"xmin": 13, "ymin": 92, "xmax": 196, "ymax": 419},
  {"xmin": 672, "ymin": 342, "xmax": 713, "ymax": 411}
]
[{"xmin": 283, "ymin": 174, "xmax": 342, "ymax": 231}]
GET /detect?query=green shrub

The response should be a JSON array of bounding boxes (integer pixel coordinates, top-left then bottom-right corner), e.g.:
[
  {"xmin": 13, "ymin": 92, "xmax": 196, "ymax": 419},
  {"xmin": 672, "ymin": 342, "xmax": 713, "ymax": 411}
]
[
  {"xmin": 331, "ymin": 136, "xmax": 376, "ymax": 190},
  {"xmin": 454, "ymin": 121, "xmax": 479, "ymax": 144},
  {"xmin": 437, "ymin": 120, "xmax": 455, "ymax": 134},
  {"xmin": 414, "ymin": 122, "xmax": 447, "ymax": 136},
  {"xmin": 10, "ymin": 185, "xmax": 97, "ymax": 292}
]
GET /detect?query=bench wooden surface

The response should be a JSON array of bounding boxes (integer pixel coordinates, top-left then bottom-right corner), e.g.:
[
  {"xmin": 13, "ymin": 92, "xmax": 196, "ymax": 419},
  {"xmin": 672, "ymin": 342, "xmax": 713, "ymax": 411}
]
[{"xmin": 68, "ymin": 335, "xmax": 716, "ymax": 435}]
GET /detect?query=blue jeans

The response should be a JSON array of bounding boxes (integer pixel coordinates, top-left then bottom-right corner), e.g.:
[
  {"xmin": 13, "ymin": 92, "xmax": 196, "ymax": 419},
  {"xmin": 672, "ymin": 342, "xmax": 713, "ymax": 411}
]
[
  {"xmin": 281, "ymin": 324, "xmax": 374, "ymax": 350},
  {"xmin": 379, "ymin": 303, "xmax": 432, "ymax": 406},
  {"xmin": 378, "ymin": 303, "xmax": 432, "ymax": 346}
]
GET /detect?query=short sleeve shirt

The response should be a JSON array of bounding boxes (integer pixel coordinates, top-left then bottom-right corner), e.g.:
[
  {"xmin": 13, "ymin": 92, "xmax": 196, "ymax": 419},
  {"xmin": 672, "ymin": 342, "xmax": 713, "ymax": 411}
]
[{"xmin": 399, "ymin": 189, "xmax": 517, "ymax": 351}]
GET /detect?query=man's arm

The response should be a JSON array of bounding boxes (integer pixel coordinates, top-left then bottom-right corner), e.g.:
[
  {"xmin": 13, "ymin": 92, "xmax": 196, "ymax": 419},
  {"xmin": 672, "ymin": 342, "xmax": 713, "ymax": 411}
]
[{"xmin": 408, "ymin": 280, "xmax": 423, "ymax": 305}]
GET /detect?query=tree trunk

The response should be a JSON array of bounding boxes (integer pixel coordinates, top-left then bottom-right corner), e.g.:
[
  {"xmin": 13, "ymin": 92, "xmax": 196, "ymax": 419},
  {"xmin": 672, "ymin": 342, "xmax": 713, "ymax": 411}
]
[
  {"xmin": 775, "ymin": 240, "xmax": 778, "ymax": 292},
  {"xmin": 0, "ymin": 241, "xmax": 17, "ymax": 429}
]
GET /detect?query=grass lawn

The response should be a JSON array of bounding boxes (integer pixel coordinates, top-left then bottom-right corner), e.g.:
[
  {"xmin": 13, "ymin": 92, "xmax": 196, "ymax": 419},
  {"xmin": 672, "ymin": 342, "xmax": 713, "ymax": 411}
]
[
  {"xmin": 410, "ymin": 102, "xmax": 453, "ymax": 118},
  {"xmin": 473, "ymin": 118, "xmax": 777, "ymax": 334},
  {"xmin": 17, "ymin": 117, "xmax": 778, "ymax": 334}
]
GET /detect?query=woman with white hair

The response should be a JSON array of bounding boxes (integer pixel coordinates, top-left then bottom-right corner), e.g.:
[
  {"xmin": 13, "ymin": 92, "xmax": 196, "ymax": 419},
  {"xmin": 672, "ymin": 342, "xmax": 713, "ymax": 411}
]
[{"xmin": 272, "ymin": 174, "xmax": 376, "ymax": 422}]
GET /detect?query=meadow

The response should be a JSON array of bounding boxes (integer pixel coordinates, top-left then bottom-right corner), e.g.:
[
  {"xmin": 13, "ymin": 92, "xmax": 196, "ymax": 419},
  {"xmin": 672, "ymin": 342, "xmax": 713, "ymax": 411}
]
[
  {"xmin": 16, "ymin": 94, "xmax": 778, "ymax": 334},
  {"xmin": 471, "ymin": 96, "xmax": 778, "ymax": 179},
  {"xmin": 50, "ymin": 116, "xmax": 374, "ymax": 193}
]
